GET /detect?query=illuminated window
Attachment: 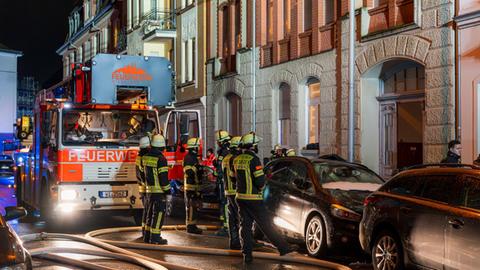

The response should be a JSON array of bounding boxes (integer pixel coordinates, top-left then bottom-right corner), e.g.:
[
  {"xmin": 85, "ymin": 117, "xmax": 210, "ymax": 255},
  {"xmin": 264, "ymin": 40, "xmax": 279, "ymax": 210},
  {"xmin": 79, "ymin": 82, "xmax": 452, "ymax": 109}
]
[
  {"xmin": 267, "ymin": 0, "xmax": 274, "ymax": 42},
  {"xmin": 307, "ymin": 78, "xmax": 320, "ymax": 144},
  {"xmin": 284, "ymin": 0, "xmax": 291, "ymax": 36}
]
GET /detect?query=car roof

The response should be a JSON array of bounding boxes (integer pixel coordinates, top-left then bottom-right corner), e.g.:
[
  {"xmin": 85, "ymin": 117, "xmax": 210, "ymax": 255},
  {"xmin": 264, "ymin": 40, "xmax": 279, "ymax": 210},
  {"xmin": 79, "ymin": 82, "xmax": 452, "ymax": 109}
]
[
  {"xmin": 394, "ymin": 164, "xmax": 480, "ymax": 178},
  {"xmin": 269, "ymin": 155, "xmax": 373, "ymax": 171}
]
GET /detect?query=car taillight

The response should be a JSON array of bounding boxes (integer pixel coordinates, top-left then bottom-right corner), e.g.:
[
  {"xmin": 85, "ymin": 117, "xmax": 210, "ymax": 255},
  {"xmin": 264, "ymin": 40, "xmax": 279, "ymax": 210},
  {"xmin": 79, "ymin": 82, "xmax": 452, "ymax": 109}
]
[{"xmin": 363, "ymin": 196, "xmax": 378, "ymax": 206}]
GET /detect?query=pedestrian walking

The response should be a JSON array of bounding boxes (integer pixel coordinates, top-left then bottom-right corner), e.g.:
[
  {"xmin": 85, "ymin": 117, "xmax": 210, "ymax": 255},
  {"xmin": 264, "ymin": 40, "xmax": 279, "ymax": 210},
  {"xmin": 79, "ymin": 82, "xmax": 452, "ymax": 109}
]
[
  {"xmin": 441, "ymin": 140, "xmax": 461, "ymax": 164},
  {"xmin": 183, "ymin": 137, "xmax": 203, "ymax": 234},
  {"xmin": 136, "ymin": 136, "xmax": 151, "ymax": 239},
  {"xmin": 214, "ymin": 130, "xmax": 231, "ymax": 236},
  {"xmin": 142, "ymin": 134, "xmax": 171, "ymax": 244},
  {"xmin": 234, "ymin": 132, "xmax": 296, "ymax": 263}
]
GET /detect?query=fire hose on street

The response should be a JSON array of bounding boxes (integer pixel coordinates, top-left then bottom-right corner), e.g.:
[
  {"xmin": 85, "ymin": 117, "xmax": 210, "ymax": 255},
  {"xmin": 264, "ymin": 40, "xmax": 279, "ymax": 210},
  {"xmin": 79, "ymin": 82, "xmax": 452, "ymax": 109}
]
[{"xmin": 22, "ymin": 225, "xmax": 352, "ymax": 270}]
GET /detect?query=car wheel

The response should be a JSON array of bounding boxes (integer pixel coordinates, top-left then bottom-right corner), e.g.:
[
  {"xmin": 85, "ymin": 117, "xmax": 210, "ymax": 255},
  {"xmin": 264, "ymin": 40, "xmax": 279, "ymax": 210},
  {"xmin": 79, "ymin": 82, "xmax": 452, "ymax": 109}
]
[
  {"xmin": 305, "ymin": 215, "xmax": 327, "ymax": 257},
  {"xmin": 372, "ymin": 230, "xmax": 404, "ymax": 270}
]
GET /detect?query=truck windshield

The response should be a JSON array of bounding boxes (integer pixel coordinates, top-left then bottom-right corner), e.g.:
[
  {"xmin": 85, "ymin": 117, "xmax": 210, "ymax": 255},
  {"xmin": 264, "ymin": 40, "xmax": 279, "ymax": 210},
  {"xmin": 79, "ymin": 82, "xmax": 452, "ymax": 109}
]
[{"xmin": 62, "ymin": 109, "xmax": 158, "ymax": 146}]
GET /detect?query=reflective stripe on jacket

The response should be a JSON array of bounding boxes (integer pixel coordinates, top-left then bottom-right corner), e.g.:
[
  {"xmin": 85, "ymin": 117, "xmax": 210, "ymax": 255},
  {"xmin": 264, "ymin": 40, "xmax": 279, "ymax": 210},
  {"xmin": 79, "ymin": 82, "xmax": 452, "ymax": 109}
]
[
  {"xmin": 233, "ymin": 150, "xmax": 265, "ymax": 200},
  {"xmin": 183, "ymin": 152, "xmax": 201, "ymax": 192},
  {"xmin": 142, "ymin": 149, "xmax": 171, "ymax": 194}
]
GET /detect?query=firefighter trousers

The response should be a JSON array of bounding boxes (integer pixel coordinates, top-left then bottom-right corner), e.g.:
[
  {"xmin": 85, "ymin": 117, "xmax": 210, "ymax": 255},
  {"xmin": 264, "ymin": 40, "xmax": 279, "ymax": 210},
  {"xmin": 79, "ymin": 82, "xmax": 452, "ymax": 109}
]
[
  {"xmin": 185, "ymin": 191, "xmax": 201, "ymax": 226},
  {"xmin": 217, "ymin": 178, "xmax": 227, "ymax": 228},
  {"xmin": 141, "ymin": 192, "xmax": 149, "ymax": 237},
  {"xmin": 236, "ymin": 199, "xmax": 289, "ymax": 256},
  {"xmin": 227, "ymin": 195, "xmax": 240, "ymax": 248},
  {"xmin": 145, "ymin": 194, "xmax": 167, "ymax": 243}
]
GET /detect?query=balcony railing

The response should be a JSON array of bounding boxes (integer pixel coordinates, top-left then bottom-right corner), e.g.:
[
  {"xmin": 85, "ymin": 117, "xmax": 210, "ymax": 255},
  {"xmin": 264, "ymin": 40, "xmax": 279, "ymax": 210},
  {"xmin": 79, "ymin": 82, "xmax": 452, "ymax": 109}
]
[{"xmin": 142, "ymin": 9, "xmax": 176, "ymax": 33}]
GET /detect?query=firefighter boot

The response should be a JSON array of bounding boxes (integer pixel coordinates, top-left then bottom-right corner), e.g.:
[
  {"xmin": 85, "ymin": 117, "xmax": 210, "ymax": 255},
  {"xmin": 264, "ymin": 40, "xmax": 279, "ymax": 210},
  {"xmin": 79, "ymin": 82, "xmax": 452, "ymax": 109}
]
[
  {"xmin": 150, "ymin": 236, "xmax": 168, "ymax": 245},
  {"xmin": 243, "ymin": 253, "xmax": 253, "ymax": 264},
  {"xmin": 186, "ymin": 225, "xmax": 203, "ymax": 234}
]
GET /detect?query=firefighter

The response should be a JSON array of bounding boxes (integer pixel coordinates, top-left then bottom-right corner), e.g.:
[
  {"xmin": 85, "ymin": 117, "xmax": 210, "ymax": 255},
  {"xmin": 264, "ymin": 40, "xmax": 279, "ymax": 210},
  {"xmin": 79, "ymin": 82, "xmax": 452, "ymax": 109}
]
[
  {"xmin": 136, "ymin": 136, "xmax": 151, "ymax": 239},
  {"xmin": 234, "ymin": 132, "xmax": 295, "ymax": 263},
  {"xmin": 222, "ymin": 136, "xmax": 242, "ymax": 249},
  {"xmin": 215, "ymin": 130, "xmax": 231, "ymax": 236},
  {"xmin": 183, "ymin": 137, "xmax": 203, "ymax": 234},
  {"xmin": 142, "ymin": 134, "xmax": 171, "ymax": 244}
]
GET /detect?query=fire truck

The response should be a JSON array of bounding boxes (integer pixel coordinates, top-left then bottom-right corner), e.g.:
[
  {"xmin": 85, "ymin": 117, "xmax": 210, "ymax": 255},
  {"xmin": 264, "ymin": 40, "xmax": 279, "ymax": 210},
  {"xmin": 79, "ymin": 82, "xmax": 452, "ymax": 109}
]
[{"xmin": 14, "ymin": 54, "xmax": 186, "ymax": 223}]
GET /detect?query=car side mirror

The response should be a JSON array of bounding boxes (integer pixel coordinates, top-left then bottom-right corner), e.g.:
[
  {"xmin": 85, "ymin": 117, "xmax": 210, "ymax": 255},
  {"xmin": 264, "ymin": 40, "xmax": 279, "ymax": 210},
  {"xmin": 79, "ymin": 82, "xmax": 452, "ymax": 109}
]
[{"xmin": 4, "ymin": 206, "xmax": 27, "ymax": 221}]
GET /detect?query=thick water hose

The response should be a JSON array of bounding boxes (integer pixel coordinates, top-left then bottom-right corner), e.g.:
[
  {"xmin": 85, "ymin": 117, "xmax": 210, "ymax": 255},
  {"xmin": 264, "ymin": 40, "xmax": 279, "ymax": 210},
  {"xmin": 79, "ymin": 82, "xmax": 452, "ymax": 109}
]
[
  {"xmin": 86, "ymin": 226, "xmax": 352, "ymax": 270},
  {"xmin": 32, "ymin": 253, "xmax": 117, "ymax": 270},
  {"xmin": 21, "ymin": 232, "xmax": 197, "ymax": 270},
  {"xmin": 29, "ymin": 247, "xmax": 167, "ymax": 270}
]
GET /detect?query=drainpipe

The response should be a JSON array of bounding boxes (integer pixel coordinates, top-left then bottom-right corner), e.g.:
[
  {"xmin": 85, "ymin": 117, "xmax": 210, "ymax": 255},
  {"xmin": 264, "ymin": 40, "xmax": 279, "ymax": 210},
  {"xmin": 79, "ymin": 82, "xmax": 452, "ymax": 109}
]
[
  {"xmin": 252, "ymin": 0, "xmax": 256, "ymax": 132},
  {"xmin": 348, "ymin": 0, "xmax": 356, "ymax": 162}
]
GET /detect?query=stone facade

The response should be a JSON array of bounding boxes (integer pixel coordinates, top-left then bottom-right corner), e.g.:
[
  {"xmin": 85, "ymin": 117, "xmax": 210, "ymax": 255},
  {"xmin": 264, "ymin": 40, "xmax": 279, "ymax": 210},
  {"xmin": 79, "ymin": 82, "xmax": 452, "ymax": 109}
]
[{"xmin": 207, "ymin": 0, "xmax": 455, "ymax": 172}]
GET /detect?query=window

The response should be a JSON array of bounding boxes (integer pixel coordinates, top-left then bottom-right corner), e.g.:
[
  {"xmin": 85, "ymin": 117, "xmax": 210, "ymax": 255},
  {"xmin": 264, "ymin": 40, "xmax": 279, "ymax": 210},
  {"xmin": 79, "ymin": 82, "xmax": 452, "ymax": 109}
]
[
  {"xmin": 419, "ymin": 175, "xmax": 459, "ymax": 204},
  {"xmin": 314, "ymin": 163, "xmax": 384, "ymax": 185},
  {"xmin": 460, "ymin": 177, "xmax": 480, "ymax": 211},
  {"xmin": 235, "ymin": 0, "xmax": 241, "ymax": 48},
  {"xmin": 307, "ymin": 78, "xmax": 320, "ymax": 144},
  {"xmin": 222, "ymin": 5, "xmax": 230, "ymax": 56},
  {"xmin": 85, "ymin": 0, "xmax": 91, "ymax": 21},
  {"xmin": 373, "ymin": 0, "xmax": 388, "ymax": 7},
  {"xmin": 267, "ymin": 0, "xmax": 274, "ymax": 42},
  {"xmin": 284, "ymin": 0, "xmax": 291, "ymax": 36},
  {"xmin": 383, "ymin": 67, "xmax": 425, "ymax": 94},
  {"xmin": 278, "ymin": 83, "xmax": 291, "ymax": 146},
  {"xmin": 324, "ymin": 0, "xmax": 334, "ymax": 25},
  {"xmin": 266, "ymin": 161, "xmax": 293, "ymax": 184},
  {"xmin": 381, "ymin": 176, "xmax": 421, "ymax": 196},
  {"xmin": 227, "ymin": 93, "xmax": 242, "ymax": 136},
  {"xmin": 304, "ymin": 0, "xmax": 312, "ymax": 31}
]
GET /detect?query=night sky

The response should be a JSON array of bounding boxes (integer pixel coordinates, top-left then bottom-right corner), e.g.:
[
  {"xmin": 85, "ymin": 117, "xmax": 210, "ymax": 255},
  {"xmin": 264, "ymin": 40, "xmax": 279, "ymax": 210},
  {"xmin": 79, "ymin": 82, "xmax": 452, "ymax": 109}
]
[{"xmin": 0, "ymin": 0, "xmax": 76, "ymax": 88}]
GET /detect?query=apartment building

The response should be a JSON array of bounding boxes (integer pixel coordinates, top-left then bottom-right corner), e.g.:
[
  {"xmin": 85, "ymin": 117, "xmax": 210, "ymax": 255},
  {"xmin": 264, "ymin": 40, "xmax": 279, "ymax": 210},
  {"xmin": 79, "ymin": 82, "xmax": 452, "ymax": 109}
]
[
  {"xmin": 57, "ymin": 0, "xmax": 127, "ymax": 79},
  {"xmin": 207, "ymin": 0, "xmax": 455, "ymax": 178}
]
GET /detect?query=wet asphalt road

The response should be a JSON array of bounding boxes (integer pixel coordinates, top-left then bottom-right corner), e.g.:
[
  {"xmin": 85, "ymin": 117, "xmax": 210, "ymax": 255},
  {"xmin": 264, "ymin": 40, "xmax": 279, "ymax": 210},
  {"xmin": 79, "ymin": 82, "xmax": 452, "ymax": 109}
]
[{"xmin": 1, "ymin": 185, "xmax": 372, "ymax": 270}]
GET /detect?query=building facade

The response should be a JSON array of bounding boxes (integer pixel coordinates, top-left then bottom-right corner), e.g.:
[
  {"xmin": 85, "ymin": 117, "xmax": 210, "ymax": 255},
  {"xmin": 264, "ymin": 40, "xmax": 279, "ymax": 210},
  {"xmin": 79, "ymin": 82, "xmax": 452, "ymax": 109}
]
[
  {"xmin": 0, "ymin": 44, "xmax": 22, "ymax": 140},
  {"xmin": 57, "ymin": 0, "xmax": 127, "ymax": 79},
  {"xmin": 174, "ymin": 0, "xmax": 209, "ymax": 145},
  {"xmin": 17, "ymin": 76, "xmax": 40, "ymax": 117},
  {"xmin": 456, "ymin": 0, "xmax": 480, "ymax": 164},
  {"xmin": 207, "ymin": 0, "xmax": 455, "ymax": 178}
]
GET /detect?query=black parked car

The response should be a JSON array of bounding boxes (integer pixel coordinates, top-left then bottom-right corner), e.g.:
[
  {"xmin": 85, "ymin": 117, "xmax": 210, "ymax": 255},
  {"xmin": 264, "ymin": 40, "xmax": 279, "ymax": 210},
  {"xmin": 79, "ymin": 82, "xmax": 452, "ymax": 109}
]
[
  {"xmin": 360, "ymin": 164, "xmax": 480, "ymax": 270},
  {"xmin": 0, "ymin": 207, "xmax": 32, "ymax": 270},
  {"xmin": 263, "ymin": 156, "xmax": 384, "ymax": 257}
]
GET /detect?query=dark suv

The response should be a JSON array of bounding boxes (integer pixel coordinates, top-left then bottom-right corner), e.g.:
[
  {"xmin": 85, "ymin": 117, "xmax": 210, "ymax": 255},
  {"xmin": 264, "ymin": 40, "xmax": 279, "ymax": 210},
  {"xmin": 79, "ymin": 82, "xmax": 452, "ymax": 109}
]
[
  {"xmin": 263, "ymin": 156, "xmax": 384, "ymax": 257},
  {"xmin": 360, "ymin": 164, "xmax": 480, "ymax": 270}
]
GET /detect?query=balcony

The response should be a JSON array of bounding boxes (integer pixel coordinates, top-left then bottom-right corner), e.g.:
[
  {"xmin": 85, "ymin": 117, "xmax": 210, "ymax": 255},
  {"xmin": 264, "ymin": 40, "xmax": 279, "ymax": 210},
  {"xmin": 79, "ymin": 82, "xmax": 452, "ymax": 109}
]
[{"xmin": 142, "ymin": 9, "xmax": 176, "ymax": 37}]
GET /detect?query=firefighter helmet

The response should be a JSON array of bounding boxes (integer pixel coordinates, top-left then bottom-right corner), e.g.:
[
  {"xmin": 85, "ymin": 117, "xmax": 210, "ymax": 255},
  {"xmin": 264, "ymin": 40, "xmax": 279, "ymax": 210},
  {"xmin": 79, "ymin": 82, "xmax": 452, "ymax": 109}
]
[
  {"xmin": 230, "ymin": 136, "xmax": 242, "ymax": 149},
  {"xmin": 151, "ymin": 134, "xmax": 166, "ymax": 148},
  {"xmin": 241, "ymin": 132, "xmax": 262, "ymax": 146},
  {"xmin": 274, "ymin": 144, "xmax": 282, "ymax": 151},
  {"xmin": 215, "ymin": 130, "xmax": 231, "ymax": 143},
  {"xmin": 286, "ymin": 148, "xmax": 296, "ymax": 156},
  {"xmin": 139, "ymin": 136, "xmax": 151, "ymax": 149},
  {"xmin": 187, "ymin": 137, "xmax": 201, "ymax": 149}
]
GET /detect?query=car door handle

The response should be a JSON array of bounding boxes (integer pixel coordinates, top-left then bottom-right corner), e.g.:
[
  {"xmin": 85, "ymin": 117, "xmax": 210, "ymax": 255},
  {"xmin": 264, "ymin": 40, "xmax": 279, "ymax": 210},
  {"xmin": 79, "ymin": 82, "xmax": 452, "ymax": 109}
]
[{"xmin": 448, "ymin": 218, "xmax": 464, "ymax": 229}]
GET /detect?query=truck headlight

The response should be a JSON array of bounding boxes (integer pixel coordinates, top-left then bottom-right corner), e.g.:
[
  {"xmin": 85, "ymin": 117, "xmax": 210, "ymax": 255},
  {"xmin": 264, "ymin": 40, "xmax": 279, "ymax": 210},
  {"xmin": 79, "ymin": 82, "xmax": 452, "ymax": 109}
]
[
  {"xmin": 60, "ymin": 189, "xmax": 78, "ymax": 201},
  {"xmin": 331, "ymin": 204, "xmax": 361, "ymax": 222}
]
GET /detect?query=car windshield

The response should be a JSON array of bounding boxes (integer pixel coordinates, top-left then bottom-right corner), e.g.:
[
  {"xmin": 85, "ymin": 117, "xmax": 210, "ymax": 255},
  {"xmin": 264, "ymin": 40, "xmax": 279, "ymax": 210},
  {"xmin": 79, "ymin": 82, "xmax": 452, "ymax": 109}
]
[
  {"xmin": 62, "ymin": 109, "xmax": 158, "ymax": 146},
  {"xmin": 314, "ymin": 162, "xmax": 383, "ymax": 192}
]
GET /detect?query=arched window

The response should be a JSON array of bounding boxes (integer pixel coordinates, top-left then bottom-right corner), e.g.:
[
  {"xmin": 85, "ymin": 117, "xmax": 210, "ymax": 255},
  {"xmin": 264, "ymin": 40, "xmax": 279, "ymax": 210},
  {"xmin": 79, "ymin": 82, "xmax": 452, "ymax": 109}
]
[
  {"xmin": 278, "ymin": 83, "xmax": 291, "ymax": 145},
  {"xmin": 227, "ymin": 93, "xmax": 242, "ymax": 136},
  {"xmin": 307, "ymin": 78, "xmax": 320, "ymax": 144}
]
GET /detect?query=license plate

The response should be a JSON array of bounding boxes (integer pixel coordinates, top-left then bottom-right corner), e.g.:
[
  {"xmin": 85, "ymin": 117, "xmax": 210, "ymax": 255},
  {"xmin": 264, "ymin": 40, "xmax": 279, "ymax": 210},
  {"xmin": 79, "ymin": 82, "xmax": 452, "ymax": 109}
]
[
  {"xmin": 202, "ymin": 203, "xmax": 219, "ymax": 209},
  {"xmin": 99, "ymin": 190, "xmax": 128, "ymax": 198}
]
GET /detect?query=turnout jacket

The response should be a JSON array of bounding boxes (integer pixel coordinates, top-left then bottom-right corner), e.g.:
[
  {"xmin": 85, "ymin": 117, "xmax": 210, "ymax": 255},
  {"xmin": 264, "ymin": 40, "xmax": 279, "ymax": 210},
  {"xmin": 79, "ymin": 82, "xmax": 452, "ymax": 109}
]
[
  {"xmin": 135, "ymin": 149, "xmax": 149, "ymax": 193},
  {"xmin": 233, "ymin": 150, "xmax": 265, "ymax": 200},
  {"xmin": 183, "ymin": 152, "xmax": 201, "ymax": 192},
  {"xmin": 215, "ymin": 146, "xmax": 229, "ymax": 178},
  {"xmin": 222, "ymin": 149, "xmax": 241, "ymax": 196},
  {"xmin": 142, "ymin": 148, "xmax": 171, "ymax": 194}
]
